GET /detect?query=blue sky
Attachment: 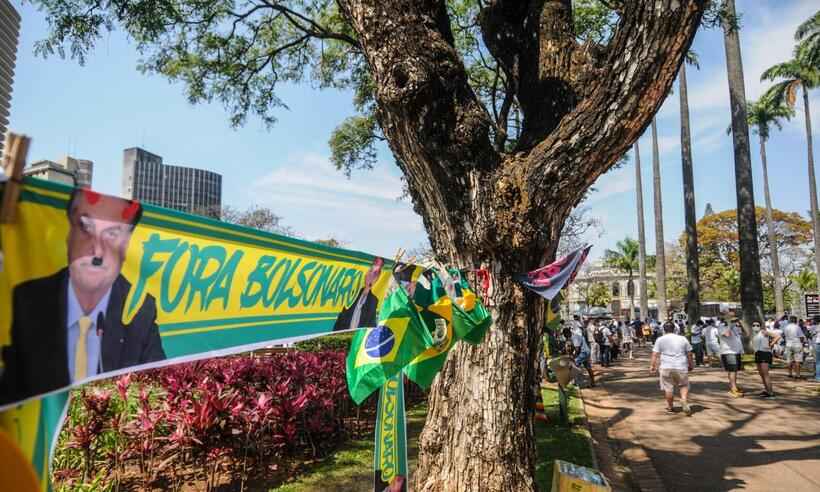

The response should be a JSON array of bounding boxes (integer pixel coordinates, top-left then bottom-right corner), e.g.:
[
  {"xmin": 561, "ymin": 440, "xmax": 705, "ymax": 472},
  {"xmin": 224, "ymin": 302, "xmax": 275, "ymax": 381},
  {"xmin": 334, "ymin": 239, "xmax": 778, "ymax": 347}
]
[{"xmin": 7, "ymin": 0, "xmax": 819, "ymax": 261}]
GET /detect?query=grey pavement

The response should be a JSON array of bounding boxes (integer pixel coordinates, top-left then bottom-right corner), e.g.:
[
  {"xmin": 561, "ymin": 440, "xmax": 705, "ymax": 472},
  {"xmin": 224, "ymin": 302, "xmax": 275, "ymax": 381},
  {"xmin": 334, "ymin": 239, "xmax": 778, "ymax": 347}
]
[{"xmin": 583, "ymin": 345, "xmax": 820, "ymax": 492}]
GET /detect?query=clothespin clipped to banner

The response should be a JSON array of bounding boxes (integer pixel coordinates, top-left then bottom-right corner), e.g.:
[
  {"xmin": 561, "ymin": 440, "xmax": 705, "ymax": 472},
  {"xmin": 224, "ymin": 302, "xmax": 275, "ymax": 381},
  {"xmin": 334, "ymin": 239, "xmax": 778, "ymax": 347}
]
[
  {"xmin": 393, "ymin": 248, "xmax": 405, "ymax": 266},
  {"xmin": 0, "ymin": 133, "xmax": 31, "ymax": 224}
]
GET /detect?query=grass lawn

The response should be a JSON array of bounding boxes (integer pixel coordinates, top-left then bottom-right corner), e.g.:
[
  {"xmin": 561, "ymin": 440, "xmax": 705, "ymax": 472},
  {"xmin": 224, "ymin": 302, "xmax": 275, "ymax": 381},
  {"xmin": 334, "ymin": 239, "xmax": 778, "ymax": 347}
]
[
  {"xmin": 540, "ymin": 384, "xmax": 587, "ymax": 424},
  {"xmin": 273, "ymin": 387, "xmax": 595, "ymax": 492},
  {"xmin": 271, "ymin": 404, "xmax": 427, "ymax": 492},
  {"xmin": 534, "ymin": 419, "xmax": 594, "ymax": 492}
]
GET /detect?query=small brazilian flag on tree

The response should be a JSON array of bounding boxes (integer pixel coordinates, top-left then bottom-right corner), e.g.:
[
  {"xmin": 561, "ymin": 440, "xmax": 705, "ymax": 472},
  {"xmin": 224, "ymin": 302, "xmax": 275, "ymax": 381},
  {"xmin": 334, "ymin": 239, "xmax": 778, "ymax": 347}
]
[
  {"xmin": 403, "ymin": 269, "xmax": 492, "ymax": 389},
  {"xmin": 448, "ymin": 268, "xmax": 492, "ymax": 345},
  {"xmin": 346, "ymin": 286, "xmax": 433, "ymax": 405}
]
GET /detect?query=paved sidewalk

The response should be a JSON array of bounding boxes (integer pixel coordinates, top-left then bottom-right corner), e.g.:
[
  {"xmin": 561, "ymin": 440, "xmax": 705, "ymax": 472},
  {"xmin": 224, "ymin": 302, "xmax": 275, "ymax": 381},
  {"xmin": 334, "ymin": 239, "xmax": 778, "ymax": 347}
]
[{"xmin": 583, "ymin": 346, "xmax": 820, "ymax": 492}]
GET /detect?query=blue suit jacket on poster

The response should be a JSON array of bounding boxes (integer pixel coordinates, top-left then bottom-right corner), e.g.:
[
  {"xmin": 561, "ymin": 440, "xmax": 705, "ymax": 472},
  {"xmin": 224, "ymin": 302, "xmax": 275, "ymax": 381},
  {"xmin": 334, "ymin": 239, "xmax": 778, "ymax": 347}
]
[{"xmin": 0, "ymin": 268, "xmax": 166, "ymax": 405}]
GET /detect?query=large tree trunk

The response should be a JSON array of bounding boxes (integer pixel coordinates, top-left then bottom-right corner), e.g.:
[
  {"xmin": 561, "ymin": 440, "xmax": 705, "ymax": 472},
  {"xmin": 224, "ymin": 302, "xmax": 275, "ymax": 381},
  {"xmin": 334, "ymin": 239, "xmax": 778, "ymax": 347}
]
[
  {"xmin": 337, "ymin": 2, "xmax": 705, "ymax": 489},
  {"xmin": 651, "ymin": 118, "xmax": 668, "ymax": 321},
  {"xmin": 803, "ymin": 84, "xmax": 820, "ymax": 281},
  {"xmin": 722, "ymin": 0, "xmax": 763, "ymax": 337},
  {"xmin": 635, "ymin": 142, "xmax": 650, "ymax": 322},
  {"xmin": 679, "ymin": 63, "xmax": 701, "ymax": 325},
  {"xmin": 759, "ymin": 135, "xmax": 784, "ymax": 316}
]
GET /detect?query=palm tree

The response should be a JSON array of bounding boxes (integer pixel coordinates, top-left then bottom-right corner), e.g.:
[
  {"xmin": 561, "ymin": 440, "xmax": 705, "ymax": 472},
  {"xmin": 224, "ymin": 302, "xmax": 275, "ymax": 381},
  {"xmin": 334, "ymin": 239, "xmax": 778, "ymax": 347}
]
[
  {"xmin": 604, "ymin": 238, "xmax": 641, "ymax": 322},
  {"xmin": 634, "ymin": 142, "xmax": 649, "ymax": 321},
  {"xmin": 761, "ymin": 47, "xmax": 820, "ymax": 281},
  {"xmin": 794, "ymin": 268, "xmax": 818, "ymax": 293},
  {"xmin": 744, "ymin": 97, "xmax": 795, "ymax": 316},
  {"xmin": 679, "ymin": 51, "xmax": 700, "ymax": 326},
  {"xmin": 795, "ymin": 10, "xmax": 819, "ymax": 65},
  {"xmin": 651, "ymin": 118, "xmax": 668, "ymax": 321},
  {"xmin": 723, "ymin": 0, "xmax": 764, "ymax": 336},
  {"xmin": 793, "ymin": 268, "xmax": 818, "ymax": 317}
]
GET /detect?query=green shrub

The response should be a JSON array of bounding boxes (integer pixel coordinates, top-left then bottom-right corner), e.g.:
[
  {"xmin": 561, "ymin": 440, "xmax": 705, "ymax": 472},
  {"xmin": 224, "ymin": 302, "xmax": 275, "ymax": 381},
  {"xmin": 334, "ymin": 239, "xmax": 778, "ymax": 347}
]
[{"xmin": 295, "ymin": 332, "xmax": 355, "ymax": 352}]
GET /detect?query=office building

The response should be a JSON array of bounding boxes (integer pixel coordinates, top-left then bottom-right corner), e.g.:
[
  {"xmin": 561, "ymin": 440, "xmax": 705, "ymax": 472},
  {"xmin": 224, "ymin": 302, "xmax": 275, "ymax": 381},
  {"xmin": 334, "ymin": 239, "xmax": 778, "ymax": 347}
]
[
  {"xmin": 23, "ymin": 156, "xmax": 94, "ymax": 187},
  {"xmin": 0, "ymin": 0, "xmax": 21, "ymax": 158},
  {"xmin": 122, "ymin": 147, "xmax": 222, "ymax": 216}
]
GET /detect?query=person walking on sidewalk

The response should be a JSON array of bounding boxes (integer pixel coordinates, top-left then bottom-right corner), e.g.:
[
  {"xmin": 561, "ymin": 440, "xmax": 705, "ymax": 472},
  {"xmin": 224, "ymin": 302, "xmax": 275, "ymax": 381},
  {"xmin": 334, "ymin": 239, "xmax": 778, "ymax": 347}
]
[
  {"xmin": 587, "ymin": 320, "xmax": 600, "ymax": 365},
  {"xmin": 752, "ymin": 321, "xmax": 777, "ymax": 398},
  {"xmin": 813, "ymin": 316, "xmax": 820, "ymax": 382},
  {"xmin": 622, "ymin": 321, "xmax": 634, "ymax": 360},
  {"xmin": 690, "ymin": 320, "xmax": 705, "ymax": 366},
  {"xmin": 566, "ymin": 327, "xmax": 596, "ymax": 388},
  {"xmin": 705, "ymin": 319, "xmax": 720, "ymax": 364},
  {"xmin": 720, "ymin": 318, "xmax": 745, "ymax": 397},
  {"xmin": 783, "ymin": 316, "xmax": 806, "ymax": 379},
  {"xmin": 650, "ymin": 322, "xmax": 694, "ymax": 415},
  {"xmin": 599, "ymin": 323, "xmax": 613, "ymax": 367}
]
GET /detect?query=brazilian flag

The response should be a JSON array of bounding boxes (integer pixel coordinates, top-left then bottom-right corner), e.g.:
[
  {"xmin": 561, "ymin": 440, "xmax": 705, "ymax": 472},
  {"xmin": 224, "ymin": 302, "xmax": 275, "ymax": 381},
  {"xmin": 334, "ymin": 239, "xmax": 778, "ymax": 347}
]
[
  {"xmin": 402, "ymin": 269, "xmax": 492, "ymax": 389},
  {"xmin": 448, "ymin": 268, "xmax": 492, "ymax": 345},
  {"xmin": 346, "ymin": 286, "xmax": 433, "ymax": 405}
]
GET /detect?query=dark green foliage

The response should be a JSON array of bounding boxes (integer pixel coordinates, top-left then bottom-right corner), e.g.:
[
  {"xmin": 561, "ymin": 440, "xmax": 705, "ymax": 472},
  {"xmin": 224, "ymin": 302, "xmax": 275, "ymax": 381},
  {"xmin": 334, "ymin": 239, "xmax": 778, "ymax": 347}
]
[
  {"xmin": 29, "ymin": 0, "xmax": 621, "ymax": 174},
  {"xmin": 295, "ymin": 332, "xmax": 355, "ymax": 352}
]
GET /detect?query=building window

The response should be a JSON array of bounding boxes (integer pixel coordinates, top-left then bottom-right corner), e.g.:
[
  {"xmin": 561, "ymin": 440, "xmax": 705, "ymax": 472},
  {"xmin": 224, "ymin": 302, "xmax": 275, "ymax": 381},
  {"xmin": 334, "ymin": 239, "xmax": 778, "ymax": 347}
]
[{"xmin": 612, "ymin": 282, "xmax": 620, "ymax": 297}]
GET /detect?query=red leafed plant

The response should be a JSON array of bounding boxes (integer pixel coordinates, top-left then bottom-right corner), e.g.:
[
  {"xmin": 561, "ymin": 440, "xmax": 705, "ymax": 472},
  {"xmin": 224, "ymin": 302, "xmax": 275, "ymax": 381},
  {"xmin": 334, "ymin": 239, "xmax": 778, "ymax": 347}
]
[{"xmin": 53, "ymin": 349, "xmax": 376, "ymax": 491}]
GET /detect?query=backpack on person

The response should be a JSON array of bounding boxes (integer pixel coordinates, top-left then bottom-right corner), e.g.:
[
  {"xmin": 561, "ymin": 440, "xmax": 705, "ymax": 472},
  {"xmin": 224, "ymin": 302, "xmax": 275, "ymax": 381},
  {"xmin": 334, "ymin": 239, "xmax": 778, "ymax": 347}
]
[{"xmin": 594, "ymin": 328, "xmax": 605, "ymax": 345}]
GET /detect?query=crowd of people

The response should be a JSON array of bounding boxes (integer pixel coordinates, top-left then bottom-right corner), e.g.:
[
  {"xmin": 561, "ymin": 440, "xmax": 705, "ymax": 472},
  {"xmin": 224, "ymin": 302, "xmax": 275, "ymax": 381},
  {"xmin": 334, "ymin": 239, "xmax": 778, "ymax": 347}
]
[{"xmin": 547, "ymin": 313, "xmax": 820, "ymax": 414}]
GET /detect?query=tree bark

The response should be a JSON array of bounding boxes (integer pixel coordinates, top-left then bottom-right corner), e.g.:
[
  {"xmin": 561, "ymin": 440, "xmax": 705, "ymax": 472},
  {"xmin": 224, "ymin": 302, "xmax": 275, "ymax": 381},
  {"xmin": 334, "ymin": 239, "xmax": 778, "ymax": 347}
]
[
  {"xmin": 722, "ymin": 0, "xmax": 763, "ymax": 337},
  {"xmin": 337, "ymin": 1, "xmax": 705, "ymax": 489},
  {"xmin": 759, "ymin": 134, "xmax": 784, "ymax": 316},
  {"xmin": 651, "ymin": 118, "xmax": 668, "ymax": 321},
  {"xmin": 679, "ymin": 63, "xmax": 701, "ymax": 325},
  {"xmin": 635, "ymin": 142, "xmax": 649, "ymax": 322},
  {"xmin": 803, "ymin": 84, "xmax": 820, "ymax": 281}
]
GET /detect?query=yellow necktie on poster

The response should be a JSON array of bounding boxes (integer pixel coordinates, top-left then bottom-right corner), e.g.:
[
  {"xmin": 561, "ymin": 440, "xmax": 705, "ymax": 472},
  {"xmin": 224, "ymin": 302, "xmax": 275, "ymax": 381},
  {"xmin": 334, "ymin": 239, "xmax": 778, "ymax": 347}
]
[{"xmin": 74, "ymin": 316, "xmax": 92, "ymax": 381}]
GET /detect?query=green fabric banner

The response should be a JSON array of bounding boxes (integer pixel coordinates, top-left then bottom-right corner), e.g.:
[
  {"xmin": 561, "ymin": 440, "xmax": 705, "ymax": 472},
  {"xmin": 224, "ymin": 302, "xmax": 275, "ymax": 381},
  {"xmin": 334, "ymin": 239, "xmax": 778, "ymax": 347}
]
[{"xmin": 373, "ymin": 372, "xmax": 407, "ymax": 492}]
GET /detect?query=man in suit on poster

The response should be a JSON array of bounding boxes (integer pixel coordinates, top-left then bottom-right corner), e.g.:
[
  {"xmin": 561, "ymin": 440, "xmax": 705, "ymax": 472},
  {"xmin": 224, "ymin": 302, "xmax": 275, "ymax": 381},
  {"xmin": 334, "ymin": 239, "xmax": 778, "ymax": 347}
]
[
  {"xmin": 0, "ymin": 188, "xmax": 166, "ymax": 405},
  {"xmin": 333, "ymin": 257, "xmax": 384, "ymax": 332}
]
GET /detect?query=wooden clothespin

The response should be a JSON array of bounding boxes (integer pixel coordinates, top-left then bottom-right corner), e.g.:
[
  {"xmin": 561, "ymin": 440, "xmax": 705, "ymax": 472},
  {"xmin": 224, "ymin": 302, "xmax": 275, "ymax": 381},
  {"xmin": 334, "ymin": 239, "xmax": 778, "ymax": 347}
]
[{"xmin": 1, "ymin": 133, "xmax": 31, "ymax": 223}]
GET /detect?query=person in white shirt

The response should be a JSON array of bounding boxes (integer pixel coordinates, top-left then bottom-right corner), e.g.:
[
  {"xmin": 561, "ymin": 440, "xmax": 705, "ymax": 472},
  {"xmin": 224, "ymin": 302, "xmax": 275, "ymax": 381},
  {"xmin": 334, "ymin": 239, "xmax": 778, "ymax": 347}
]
[
  {"xmin": 704, "ymin": 319, "xmax": 720, "ymax": 363},
  {"xmin": 599, "ymin": 324, "xmax": 613, "ymax": 367},
  {"xmin": 751, "ymin": 321, "xmax": 776, "ymax": 398},
  {"xmin": 812, "ymin": 316, "xmax": 820, "ymax": 382},
  {"xmin": 651, "ymin": 322, "xmax": 694, "ymax": 415},
  {"xmin": 719, "ymin": 318, "xmax": 745, "ymax": 397},
  {"xmin": 622, "ymin": 322, "xmax": 634, "ymax": 360},
  {"xmin": 587, "ymin": 321, "xmax": 599, "ymax": 365},
  {"xmin": 782, "ymin": 316, "xmax": 806, "ymax": 379},
  {"xmin": 565, "ymin": 327, "xmax": 595, "ymax": 387},
  {"xmin": 690, "ymin": 320, "xmax": 705, "ymax": 366}
]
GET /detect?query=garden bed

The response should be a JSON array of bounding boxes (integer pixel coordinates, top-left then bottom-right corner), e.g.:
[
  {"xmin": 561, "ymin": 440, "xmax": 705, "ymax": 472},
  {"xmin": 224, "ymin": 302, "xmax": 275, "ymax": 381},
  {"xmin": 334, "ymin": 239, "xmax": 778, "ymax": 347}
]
[{"xmin": 52, "ymin": 349, "xmax": 426, "ymax": 491}]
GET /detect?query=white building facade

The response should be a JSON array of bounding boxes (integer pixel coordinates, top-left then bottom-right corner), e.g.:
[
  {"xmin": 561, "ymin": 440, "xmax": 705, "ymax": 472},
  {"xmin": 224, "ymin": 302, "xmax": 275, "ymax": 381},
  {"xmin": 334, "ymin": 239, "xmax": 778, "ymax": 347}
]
[{"xmin": 565, "ymin": 260, "xmax": 682, "ymax": 320}]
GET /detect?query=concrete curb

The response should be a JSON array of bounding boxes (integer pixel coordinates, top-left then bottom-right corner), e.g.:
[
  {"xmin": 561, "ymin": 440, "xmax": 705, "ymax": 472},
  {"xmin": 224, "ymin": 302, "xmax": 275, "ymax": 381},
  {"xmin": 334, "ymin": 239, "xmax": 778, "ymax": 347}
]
[{"xmin": 576, "ymin": 388, "xmax": 599, "ymax": 471}]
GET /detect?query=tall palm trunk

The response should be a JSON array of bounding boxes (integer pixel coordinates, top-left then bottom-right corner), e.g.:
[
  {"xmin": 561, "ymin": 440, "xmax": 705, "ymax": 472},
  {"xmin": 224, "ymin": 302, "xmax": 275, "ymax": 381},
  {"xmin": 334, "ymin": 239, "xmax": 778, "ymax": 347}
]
[
  {"xmin": 679, "ymin": 63, "xmax": 701, "ymax": 325},
  {"xmin": 803, "ymin": 83, "xmax": 820, "ymax": 280},
  {"xmin": 722, "ymin": 0, "xmax": 764, "ymax": 337},
  {"xmin": 759, "ymin": 135, "xmax": 784, "ymax": 316},
  {"xmin": 651, "ymin": 119, "xmax": 668, "ymax": 321},
  {"xmin": 635, "ymin": 142, "xmax": 649, "ymax": 321}
]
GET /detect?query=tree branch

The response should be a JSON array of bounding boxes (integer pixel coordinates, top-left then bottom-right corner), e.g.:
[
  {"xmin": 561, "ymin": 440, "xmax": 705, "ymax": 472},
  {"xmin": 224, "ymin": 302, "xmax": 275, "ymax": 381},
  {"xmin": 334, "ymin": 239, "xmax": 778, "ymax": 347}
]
[
  {"xmin": 258, "ymin": 0, "xmax": 360, "ymax": 48},
  {"xmin": 525, "ymin": 1, "xmax": 706, "ymax": 211}
]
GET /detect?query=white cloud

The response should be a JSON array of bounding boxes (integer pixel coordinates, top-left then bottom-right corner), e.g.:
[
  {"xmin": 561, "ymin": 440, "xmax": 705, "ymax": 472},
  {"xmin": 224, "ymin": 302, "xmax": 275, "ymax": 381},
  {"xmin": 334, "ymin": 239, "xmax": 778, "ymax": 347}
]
[
  {"xmin": 587, "ymin": 165, "xmax": 635, "ymax": 204},
  {"xmin": 248, "ymin": 152, "xmax": 426, "ymax": 254},
  {"xmin": 256, "ymin": 152, "xmax": 405, "ymax": 202}
]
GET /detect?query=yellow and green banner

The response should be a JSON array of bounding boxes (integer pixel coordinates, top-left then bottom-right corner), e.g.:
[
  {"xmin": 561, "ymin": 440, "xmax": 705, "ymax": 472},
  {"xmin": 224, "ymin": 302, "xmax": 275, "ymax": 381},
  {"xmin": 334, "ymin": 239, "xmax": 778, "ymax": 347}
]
[
  {"xmin": 0, "ymin": 177, "xmax": 403, "ymax": 487},
  {"xmin": 373, "ymin": 372, "xmax": 407, "ymax": 492}
]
